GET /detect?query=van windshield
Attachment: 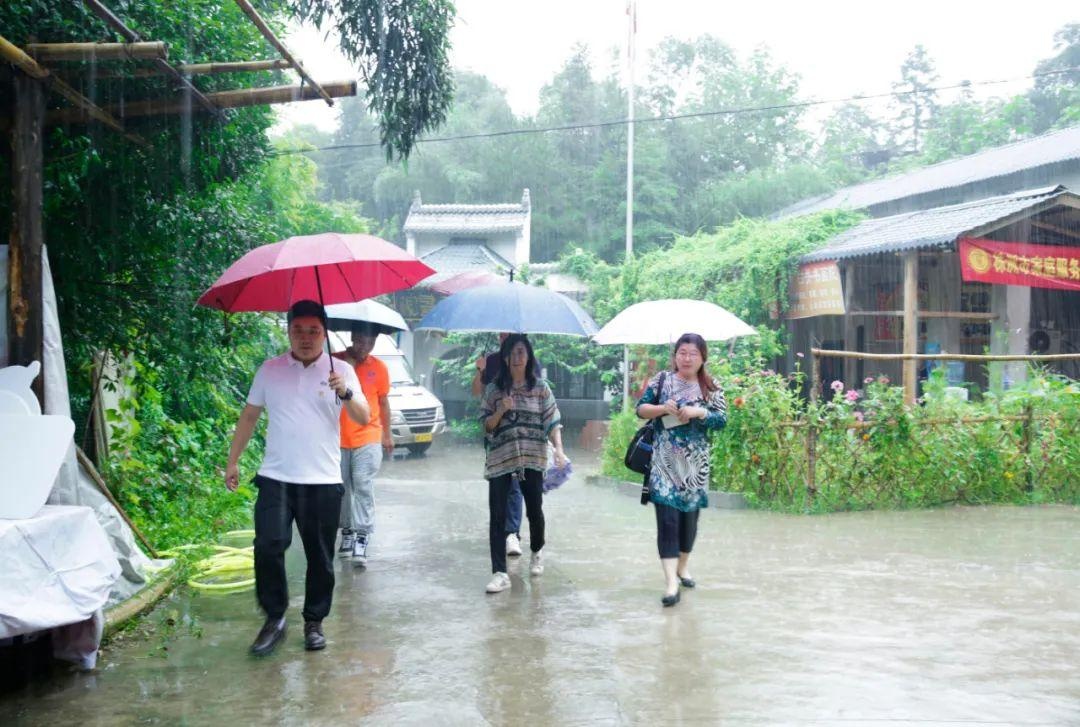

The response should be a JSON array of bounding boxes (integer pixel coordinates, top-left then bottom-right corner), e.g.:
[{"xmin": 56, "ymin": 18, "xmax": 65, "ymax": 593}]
[{"xmin": 381, "ymin": 355, "xmax": 416, "ymax": 385}]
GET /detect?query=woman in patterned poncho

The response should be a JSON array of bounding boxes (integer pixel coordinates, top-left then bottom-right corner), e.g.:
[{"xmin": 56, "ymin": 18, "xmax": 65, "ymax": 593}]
[
  {"xmin": 635, "ymin": 333, "xmax": 727, "ymax": 607},
  {"xmin": 480, "ymin": 334, "xmax": 567, "ymax": 594}
]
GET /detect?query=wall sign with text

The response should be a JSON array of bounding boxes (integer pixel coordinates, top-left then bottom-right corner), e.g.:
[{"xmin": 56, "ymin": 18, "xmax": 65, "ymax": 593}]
[{"xmin": 785, "ymin": 261, "xmax": 846, "ymax": 319}]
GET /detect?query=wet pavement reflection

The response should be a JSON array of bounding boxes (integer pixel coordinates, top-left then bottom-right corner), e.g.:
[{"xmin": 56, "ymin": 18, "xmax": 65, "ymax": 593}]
[{"xmin": 3, "ymin": 439, "xmax": 1079, "ymax": 725}]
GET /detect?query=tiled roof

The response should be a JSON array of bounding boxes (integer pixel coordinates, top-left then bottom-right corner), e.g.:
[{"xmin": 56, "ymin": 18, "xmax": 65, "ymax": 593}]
[
  {"xmin": 403, "ymin": 190, "xmax": 531, "ymax": 234},
  {"xmin": 801, "ymin": 186, "xmax": 1078, "ymax": 263},
  {"xmin": 419, "ymin": 243, "xmax": 515, "ymax": 277},
  {"xmin": 779, "ymin": 125, "xmax": 1080, "ymax": 218}
]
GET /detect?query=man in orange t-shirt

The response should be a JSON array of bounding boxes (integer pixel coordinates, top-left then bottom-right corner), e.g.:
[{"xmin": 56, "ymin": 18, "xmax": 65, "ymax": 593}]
[{"xmin": 333, "ymin": 322, "xmax": 392, "ymax": 566}]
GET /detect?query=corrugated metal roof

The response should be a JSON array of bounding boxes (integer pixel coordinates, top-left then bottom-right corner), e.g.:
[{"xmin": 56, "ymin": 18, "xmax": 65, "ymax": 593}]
[
  {"xmin": 801, "ymin": 186, "xmax": 1076, "ymax": 262},
  {"xmin": 403, "ymin": 190, "xmax": 531, "ymax": 234},
  {"xmin": 778, "ymin": 125, "xmax": 1080, "ymax": 218},
  {"xmin": 419, "ymin": 243, "xmax": 515, "ymax": 276}
]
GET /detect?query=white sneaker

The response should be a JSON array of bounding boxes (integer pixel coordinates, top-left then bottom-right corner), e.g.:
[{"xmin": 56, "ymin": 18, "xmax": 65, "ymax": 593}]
[
  {"xmin": 529, "ymin": 550, "xmax": 544, "ymax": 577},
  {"xmin": 351, "ymin": 534, "xmax": 368, "ymax": 566},
  {"xmin": 505, "ymin": 533, "xmax": 523, "ymax": 557},
  {"xmin": 485, "ymin": 572, "xmax": 511, "ymax": 594}
]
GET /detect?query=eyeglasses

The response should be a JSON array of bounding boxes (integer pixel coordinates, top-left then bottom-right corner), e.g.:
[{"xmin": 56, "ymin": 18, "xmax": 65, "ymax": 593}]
[
  {"xmin": 675, "ymin": 349, "xmax": 702, "ymax": 359},
  {"xmin": 289, "ymin": 325, "xmax": 324, "ymax": 337}
]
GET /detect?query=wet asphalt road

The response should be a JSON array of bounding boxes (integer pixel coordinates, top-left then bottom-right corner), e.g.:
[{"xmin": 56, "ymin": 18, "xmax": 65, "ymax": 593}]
[{"xmin": 3, "ymin": 439, "xmax": 1079, "ymax": 725}]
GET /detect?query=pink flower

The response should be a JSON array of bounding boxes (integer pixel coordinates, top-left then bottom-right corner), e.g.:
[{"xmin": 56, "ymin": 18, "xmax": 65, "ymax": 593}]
[
  {"xmin": 854, "ymin": 411, "xmax": 865, "ymax": 422},
  {"xmin": 864, "ymin": 377, "xmax": 874, "ymax": 384},
  {"xmin": 796, "ymin": 352, "xmax": 805, "ymax": 358},
  {"xmin": 830, "ymin": 380, "xmax": 844, "ymax": 393},
  {"xmin": 845, "ymin": 389, "xmax": 861, "ymax": 402},
  {"xmin": 877, "ymin": 375, "xmax": 890, "ymax": 385}
]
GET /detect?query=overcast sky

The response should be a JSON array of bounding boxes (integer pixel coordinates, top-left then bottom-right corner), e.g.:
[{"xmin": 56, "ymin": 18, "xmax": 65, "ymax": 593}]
[{"xmin": 273, "ymin": 0, "xmax": 1077, "ymax": 134}]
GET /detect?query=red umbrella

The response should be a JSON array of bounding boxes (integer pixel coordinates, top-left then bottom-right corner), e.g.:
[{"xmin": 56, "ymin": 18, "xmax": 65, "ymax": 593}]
[
  {"xmin": 423, "ymin": 270, "xmax": 509, "ymax": 296},
  {"xmin": 197, "ymin": 233, "xmax": 435, "ymax": 312}
]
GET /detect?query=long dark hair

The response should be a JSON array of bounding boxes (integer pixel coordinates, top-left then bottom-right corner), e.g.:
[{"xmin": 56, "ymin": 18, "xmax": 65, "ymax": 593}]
[
  {"xmin": 495, "ymin": 333, "xmax": 538, "ymax": 393},
  {"xmin": 670, "ymin": 332, "xmax": 719, "ymax": 394}
]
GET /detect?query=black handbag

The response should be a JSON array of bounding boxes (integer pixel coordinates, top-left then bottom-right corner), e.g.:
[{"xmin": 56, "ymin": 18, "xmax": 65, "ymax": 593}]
[{"xmin": 623, "ymin": 372, "xmax": 667, "ymax": 505}]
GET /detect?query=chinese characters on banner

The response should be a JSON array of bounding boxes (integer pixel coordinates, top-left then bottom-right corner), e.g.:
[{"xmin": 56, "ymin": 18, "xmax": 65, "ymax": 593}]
[
  {"xmin": 959, "ymin": 237, "xmax": 1080, "ymax": 291},
  {"xmin": 785, "ymin": 261, "xmax": 846, "ymax": 319}
]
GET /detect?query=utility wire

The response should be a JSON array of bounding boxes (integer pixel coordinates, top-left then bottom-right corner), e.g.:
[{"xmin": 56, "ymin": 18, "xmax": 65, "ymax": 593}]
[{"xmin": 270, "ymin": 66, "xmax": 1080, "ymax": 157}]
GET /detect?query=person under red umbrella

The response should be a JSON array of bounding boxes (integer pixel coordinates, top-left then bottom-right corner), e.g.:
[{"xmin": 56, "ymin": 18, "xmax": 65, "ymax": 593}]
[{"xmin": 226, "ymin": 300, "xmax": 369, "ymax": 656}]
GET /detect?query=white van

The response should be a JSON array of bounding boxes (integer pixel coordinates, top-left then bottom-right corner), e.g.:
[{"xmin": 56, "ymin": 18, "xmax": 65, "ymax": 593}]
[{"xmin": 371, "ymin": 334, "xmax": 446, "ymax": 455}]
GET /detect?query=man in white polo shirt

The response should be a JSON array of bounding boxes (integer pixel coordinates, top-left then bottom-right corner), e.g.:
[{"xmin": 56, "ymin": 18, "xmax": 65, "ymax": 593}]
[{"xmin": 226, "ymin": 299, "xmax": 369, "ymax": 656}]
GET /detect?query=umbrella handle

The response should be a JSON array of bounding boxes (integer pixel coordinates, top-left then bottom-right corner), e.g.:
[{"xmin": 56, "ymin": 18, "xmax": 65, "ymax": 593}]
[{"xmin": 314, "ymin": 266, "xmax": 334, "ymax": 373}]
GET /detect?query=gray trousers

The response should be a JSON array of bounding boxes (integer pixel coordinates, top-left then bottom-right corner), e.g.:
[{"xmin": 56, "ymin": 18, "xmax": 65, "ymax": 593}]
[{"xmin": 339, "ymin": 443, "xmax": 383, "ymax": 535}]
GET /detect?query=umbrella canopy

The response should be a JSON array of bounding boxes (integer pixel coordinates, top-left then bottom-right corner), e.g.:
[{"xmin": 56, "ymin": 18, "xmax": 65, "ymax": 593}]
[
  {"xmin": 324, "ymin": 299, "xmax": 408, "ymax": 335},
  {"xmin": 414, "ymin": 282, "xmax": 598, "ymax": 337},
  {"xmin": 196, "ymin": 233, "xmax": 435, "ymax": 312},
  {"xmin": 593, "ymin": 299, "xmax": 757, "ymax": 345},
  {"xmin": 423, "ymin": 270, "xmax": 509, "ymax": 296}
]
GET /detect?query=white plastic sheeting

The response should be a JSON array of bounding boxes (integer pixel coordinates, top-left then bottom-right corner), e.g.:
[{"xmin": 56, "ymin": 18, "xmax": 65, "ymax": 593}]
[
  {"xmin": 1, "ymin": 246, "xmax": 162, "ymax": 605},
  {"xmin": 0, "ymin": 506, "xmax": 119, "ymax": 668}
]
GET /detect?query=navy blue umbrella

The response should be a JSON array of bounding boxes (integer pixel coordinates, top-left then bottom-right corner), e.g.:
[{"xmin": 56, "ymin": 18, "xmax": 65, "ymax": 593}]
[{"xmin": 414, "ymin": 282, "xmax": 599, "ymax": 337}]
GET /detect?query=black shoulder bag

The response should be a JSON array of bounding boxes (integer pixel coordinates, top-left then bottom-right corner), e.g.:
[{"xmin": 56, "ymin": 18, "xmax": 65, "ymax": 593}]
[{"xmin": 623, "ymin": 372, "xmax": 667, "ymax": 504}]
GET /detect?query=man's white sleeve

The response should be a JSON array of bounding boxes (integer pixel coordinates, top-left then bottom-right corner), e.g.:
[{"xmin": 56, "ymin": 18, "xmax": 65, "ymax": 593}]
[{"xmin": 246, "ymin": 364, "xmax": 267, "ymax": 407}]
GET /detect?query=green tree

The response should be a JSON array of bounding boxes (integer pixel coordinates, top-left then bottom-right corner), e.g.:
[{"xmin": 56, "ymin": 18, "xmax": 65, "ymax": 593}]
[
  {"xmin": 1028, "ymin": 23, "xmax": 1080, "ymax": 132},
  {"xmin": 891, "ymin": 44, "xmax": 940, "ymax": 155},
  {"xmin": 289, "ymin": 0, "xmax": 456, "ymax": 159}
]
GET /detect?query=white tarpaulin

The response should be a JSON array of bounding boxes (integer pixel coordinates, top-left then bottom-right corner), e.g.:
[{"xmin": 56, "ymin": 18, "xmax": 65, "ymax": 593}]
[
  {"xmin": 1, "ymin": 246, "xmax": 162, "ymax": 603},
  {"xmin": 0, "ymin": 505, "xmax": 120, "ymax": 668}
]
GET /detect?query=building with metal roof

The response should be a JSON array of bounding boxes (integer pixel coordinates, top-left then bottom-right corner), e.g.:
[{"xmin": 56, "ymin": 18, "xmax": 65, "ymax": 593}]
[
  {"xmin": 778, "ymin": 125, "xmax": 1080, "ymax": 220},
  {"xmin": 785, "ymin": 185, "xmax": 1080, "ymax": 398},
  {"xmin": 802, "ymin": 186, "xmax": 1078, "ymax": 263}
]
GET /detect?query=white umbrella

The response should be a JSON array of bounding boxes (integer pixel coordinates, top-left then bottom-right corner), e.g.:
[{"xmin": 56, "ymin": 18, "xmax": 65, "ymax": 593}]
[
  {"xmin": 593, "ymin": 299, "xmax": 757, "ymax": 345},
  {"xmin": 324, "ymin": 299, "xmax": 409, "ymax": 335}
]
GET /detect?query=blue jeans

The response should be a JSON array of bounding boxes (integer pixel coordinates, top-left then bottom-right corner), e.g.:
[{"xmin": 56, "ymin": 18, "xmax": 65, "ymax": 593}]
[{"xmin": 505, "ymin": 475, "xmax": 524, "ymax": 535}]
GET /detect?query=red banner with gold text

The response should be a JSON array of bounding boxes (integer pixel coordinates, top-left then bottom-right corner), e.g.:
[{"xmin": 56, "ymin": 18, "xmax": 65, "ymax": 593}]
[{"xmin": 959, "ymin": 237, "xmax": 1080, "ymax": 291}]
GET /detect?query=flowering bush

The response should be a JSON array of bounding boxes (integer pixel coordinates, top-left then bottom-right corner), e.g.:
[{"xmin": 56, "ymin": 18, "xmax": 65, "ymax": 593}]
[{"xmin": 601, "ymin": 362, "xmax": 1080, "ymax": 513}]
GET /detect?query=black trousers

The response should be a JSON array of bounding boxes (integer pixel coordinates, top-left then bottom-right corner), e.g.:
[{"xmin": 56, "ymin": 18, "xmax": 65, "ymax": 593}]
[
  {"xmin": 488, "ymin": 470, "xmax": 544, "ymax": 574},
  {"xmin": 655, "ymin": 502, "xmax": 700, "ymax": 559},
  {"xmin": 253, "ymin": 476, "xmax": 343, "ymax": 622}
]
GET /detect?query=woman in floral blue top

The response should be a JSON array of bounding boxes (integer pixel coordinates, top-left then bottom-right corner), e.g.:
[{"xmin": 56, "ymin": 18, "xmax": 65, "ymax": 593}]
[{"xmin": 636, "ymin": 333, "xmax": 727, "ymax": 607}]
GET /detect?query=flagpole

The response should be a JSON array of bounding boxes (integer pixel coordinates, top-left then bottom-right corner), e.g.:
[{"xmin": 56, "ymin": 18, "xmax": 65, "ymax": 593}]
[{"xmin": 623, "ymin": 0, "xmax": 636, "ymax": 410}]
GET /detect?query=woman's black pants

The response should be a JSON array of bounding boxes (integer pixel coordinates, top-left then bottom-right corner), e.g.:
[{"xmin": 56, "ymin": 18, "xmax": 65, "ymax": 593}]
[
  {"xmin": 654, "ymin": 502, "xmax": 700, "ymax": 559},
  {"xmin": 488, "ymin": 470, "xmax": 544, "ymax": 573},
  {"xmin": 253, "ymin": 475, "xmax": 343, "ymax": 622}
]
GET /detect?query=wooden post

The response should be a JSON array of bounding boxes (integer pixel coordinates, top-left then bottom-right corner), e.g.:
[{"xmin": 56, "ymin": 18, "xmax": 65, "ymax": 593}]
[
  {"xmin": 902, "ymin": 252, "xmax": 919, "ymax": 406},
  {"xmin": 843, "ymin": 261, "xmax": 856, "ymax": 387},
  {"xmin": 8, "ymin": 72, "xmax": 45, "ymax": 407},
  {"xmin": 806, "ymin": 349, "xmax": 820, "ymax": 497},
  {"xmin": 1020, "ymin": 403, "xmax": 1034, "ymax": 493}
]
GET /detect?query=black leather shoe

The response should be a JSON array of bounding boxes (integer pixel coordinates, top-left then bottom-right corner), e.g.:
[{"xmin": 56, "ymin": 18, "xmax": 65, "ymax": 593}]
[
  {"xmin": 249, "ymin": 618, "xmax": 286, "ymax": 656},
  {"xmin": 304, "ymin": 621, "xmax": 326, "ymax": 651},
  {"xmin": 678, "ymin": 575, "xmax": 696, "ymax": 588},
  {"xmin": 661, "ymin": 591, "xmax": 681, "ymax": 608}
]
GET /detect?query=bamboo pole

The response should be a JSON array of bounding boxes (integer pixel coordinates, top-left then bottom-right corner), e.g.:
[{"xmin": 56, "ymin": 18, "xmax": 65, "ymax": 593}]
[
  {"xmin": 0, "ymin": 34, "xmax": 147, "ymax": 145},
  {"xmin": 48, "ymin": 80, "xmax": 357, "ymax": 123},
  {"xmin": 902, "ymin": 252, "xmax": 918, "ymax": 406},
  {"xmin": 25, "ymin": 41, "xmax": 166, "ymax": 62},
  {"xmin": 811, "ymin": 348, "xmax": 1080, "ymax": 363},
  {"xmin": 76, "ymin": 447, "xmax": 159, "ymax": 558},
  {"xmin": 104, "ymin": 564, "xmax": 178, "ymax": 636},
  {"xmin": 233, "ymin": 0, "xmax": 334, "ymax": 106},
  {"xmin": 82, "ymin": 0, "xmax": 221, "ymax": 118},
  {"xmin": 842, "ymin": 311, "xmax": 997, "ymax": 320},
  {"xmin": 108, "ymin": 58, "xmax": 293, "ymax": 78}
]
